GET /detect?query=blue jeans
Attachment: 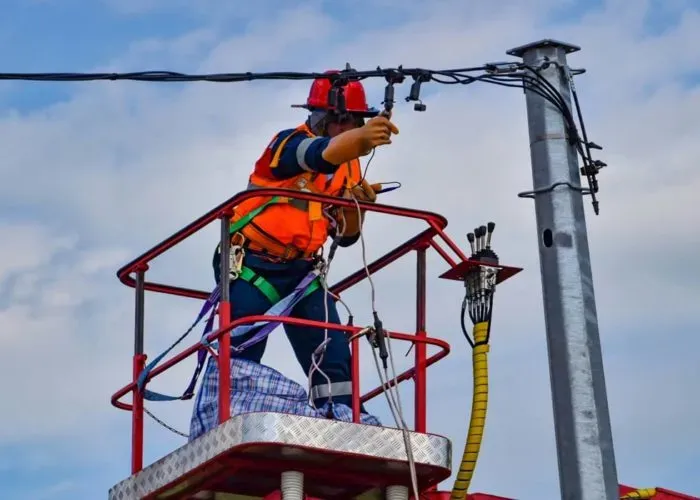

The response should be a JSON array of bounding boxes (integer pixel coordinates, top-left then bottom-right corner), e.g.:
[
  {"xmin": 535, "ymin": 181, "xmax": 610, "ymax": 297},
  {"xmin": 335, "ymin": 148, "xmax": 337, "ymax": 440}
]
[{"xmin": 213, "ymin": 248, "xmax": 365, "ymax": 411}]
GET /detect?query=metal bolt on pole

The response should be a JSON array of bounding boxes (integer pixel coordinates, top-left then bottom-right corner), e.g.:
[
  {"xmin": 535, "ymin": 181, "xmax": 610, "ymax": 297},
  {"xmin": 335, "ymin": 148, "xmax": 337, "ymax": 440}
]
[{"xmin": 506, "ymin": 39, "xmax": 619, "ymax": 500}]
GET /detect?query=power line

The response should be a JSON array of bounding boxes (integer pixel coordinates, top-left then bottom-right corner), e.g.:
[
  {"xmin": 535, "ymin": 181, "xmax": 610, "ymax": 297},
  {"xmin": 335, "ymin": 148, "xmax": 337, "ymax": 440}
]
[
  {"xmin": 0, "ymin": 66, "xmax": 488, "ymax": 83},
  {"xmin": 0, "ymin": 62, "xmax": 605, "ymax": 212}
]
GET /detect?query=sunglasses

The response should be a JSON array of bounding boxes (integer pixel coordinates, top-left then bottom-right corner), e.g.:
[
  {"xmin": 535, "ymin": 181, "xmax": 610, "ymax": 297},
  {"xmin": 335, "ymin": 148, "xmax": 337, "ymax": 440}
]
[{"xmin": 329, "ymin": 113, "xmax": 366, "ymax": 127}]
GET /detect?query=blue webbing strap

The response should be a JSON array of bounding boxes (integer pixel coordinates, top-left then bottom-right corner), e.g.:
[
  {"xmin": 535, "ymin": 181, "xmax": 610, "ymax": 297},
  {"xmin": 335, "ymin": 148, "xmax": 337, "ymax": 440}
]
[
  {"xmin": 229, "ymin": 269, "xmax": 321, "ymax": 352},
  {"xmin": 180, "ymin": 305, "xmax": 218, "ymax": 399},
  {"xmin": 136, "ymin": 269, "xmax": 321, "ymax": 402},
  {"xmin": 136, "ymin": 287, "xmax": 221, "ymax": 402}
]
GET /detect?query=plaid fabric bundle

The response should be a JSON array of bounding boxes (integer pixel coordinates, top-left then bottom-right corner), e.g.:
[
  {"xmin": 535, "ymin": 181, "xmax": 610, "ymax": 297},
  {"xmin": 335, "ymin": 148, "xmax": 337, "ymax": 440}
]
[{"xmin": 189, "ymin": 356, "xmax": 381, "ymax": 440}]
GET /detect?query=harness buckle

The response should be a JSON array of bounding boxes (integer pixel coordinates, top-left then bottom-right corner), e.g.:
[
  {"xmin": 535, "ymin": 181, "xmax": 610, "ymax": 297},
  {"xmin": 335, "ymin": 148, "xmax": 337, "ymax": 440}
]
[
  {"xmin": 229, "ymin": 245, "xmax": 245, "ymax": 280},
  {"xmin": 312, "ymin": 252, "xmax": 327, "ymax": 273}
]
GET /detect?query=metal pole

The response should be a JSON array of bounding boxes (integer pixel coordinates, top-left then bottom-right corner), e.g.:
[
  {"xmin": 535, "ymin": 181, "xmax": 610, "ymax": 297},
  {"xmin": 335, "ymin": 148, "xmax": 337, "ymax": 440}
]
[
  {"xmin": 506, "ymin": 39, "xmax": 619, "ymax": 500},
  {"xmin": 131, "ymin": 269, "xmax": 146, "ymax": 474},
  {"xmin": 218, "ymin": 215, "xmax": 232, "ymax": 423},
  {"xmin": 414, "ymin": 247, "xmax": 427, "ymax": 433},
  {"xmin": 134, "ymin": 270, "xmax": 145, "ymax": 355}
]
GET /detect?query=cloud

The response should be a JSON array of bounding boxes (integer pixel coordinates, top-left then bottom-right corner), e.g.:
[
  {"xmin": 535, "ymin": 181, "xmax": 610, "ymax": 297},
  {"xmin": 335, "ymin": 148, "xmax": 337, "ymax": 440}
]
[{"xmin": 1, "ymin": 0, "xmax": 699, "ymax": 499}]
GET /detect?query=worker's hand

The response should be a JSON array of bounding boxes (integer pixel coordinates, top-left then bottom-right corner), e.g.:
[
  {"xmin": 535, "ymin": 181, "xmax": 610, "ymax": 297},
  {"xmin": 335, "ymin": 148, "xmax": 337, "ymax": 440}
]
[
  {"xmin": 349, "ymin": 180, "xmax": 381, "ymax": 203},
  {"xmin": 357, "ymin": 115, "xmax": 399, "ymax": 153},
  {"xmin": 335, "ymin": 180, "xmax": 379, "ymax": 237},
  {"xmin": 322, "ymin": 114, "xmax": 399, "ymax": 164}
]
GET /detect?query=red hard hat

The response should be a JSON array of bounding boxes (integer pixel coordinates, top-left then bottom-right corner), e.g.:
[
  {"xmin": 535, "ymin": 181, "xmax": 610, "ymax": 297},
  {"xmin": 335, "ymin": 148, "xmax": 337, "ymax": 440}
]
[{"xmin": 294, "ymin": 70, "xmax": 379, "ymax": 117}]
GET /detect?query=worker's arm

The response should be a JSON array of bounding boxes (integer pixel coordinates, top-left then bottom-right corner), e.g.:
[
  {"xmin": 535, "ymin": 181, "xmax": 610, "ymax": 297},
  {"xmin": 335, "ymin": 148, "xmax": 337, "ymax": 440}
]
[
  {"xmin": 321, "ymin": 115, "xmax": 399, "ymax": 165},
  {"xmin": 270, "ymin": 116, "xmax": 399, "ymax": 179},
  {"xmin": 269, "ymin": 130, "xmax": 339, "ymax": 179}
]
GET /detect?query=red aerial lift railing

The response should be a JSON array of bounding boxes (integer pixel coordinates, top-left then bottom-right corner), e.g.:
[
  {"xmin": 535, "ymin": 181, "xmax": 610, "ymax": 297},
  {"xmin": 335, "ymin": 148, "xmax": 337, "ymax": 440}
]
[{"xmin": 111, "ymin": 188, "xmax": 472, "ymax": 476}]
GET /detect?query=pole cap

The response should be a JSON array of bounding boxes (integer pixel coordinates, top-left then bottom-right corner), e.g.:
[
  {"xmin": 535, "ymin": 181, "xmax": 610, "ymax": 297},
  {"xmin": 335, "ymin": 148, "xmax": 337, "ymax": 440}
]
[{"xmin": 506, "ymin": 39, "xmax": 581, "ymax": 58}]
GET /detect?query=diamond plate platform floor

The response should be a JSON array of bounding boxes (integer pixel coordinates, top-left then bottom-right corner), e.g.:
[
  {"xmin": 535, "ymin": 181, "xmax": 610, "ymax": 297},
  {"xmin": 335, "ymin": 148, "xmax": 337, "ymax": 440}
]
[{"xmin": 109, "ymin": 412, "xmax": 453, "ymax": 500}]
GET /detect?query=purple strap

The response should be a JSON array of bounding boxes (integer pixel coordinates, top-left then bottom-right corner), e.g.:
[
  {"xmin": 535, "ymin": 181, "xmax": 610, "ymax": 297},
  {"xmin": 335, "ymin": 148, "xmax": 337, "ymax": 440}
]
[
  {"xmin": 231, "ymin": 270, "xmax": 321, "ymax": 353},
  {"xmin": 181, "ymin": 270, "xmax": 320, "ymax": 399}
]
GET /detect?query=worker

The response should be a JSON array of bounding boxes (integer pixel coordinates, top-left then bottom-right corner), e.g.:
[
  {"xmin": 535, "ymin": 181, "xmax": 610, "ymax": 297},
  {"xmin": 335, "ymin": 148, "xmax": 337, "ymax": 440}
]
[{"xmin": 208, "ymin": 71, "xmax": 399, "ymax": 426}]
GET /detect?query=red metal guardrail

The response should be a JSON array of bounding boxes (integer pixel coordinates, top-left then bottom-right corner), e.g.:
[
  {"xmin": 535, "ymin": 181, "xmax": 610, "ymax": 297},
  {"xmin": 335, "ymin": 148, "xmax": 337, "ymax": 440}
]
[{"xmin": 110, "ymin": 188, "xmax": 470, "ymax": 474}]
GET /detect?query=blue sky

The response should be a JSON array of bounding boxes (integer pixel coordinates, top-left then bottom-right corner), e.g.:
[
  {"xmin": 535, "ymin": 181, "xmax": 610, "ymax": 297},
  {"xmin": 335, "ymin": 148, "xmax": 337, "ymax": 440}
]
[{"xmin": 1, "ymin": 0, "xmax": 699, "ymax": 499}]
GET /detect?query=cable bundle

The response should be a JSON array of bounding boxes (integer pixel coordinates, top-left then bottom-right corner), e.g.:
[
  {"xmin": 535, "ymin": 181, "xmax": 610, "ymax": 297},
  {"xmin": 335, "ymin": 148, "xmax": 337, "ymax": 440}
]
[
  {"xmin": 452, "ymin": 222, "xmax": 501, "ymax": 499},
  {"xmin": 0, "ymin": 60, "xmax": 606, "ymax": 213}
]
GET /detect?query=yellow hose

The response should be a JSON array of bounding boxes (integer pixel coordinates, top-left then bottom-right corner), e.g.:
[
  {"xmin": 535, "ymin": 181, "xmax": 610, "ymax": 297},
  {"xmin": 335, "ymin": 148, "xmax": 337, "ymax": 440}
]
[
  {"xmin": 446, "ymin": 315, "xmax": 653, "ymax": 500},
  {"xmin": 621, "ymin": 488, "xmax": 657, "ymax": 499},
  {"xmin": 450, "ymin": 321, "xmax": 490, "ymax": 500}
]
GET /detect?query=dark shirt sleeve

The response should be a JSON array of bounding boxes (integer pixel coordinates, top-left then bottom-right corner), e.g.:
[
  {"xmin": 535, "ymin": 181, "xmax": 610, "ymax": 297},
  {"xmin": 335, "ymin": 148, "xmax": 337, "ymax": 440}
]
[{"xmin": 269, "ymin": 129, "xmax": 341, "ymax": 179}]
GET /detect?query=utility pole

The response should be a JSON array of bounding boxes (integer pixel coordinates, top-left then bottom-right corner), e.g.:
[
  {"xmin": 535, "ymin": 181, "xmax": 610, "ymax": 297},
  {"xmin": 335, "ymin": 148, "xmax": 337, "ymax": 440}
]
[{"xmin": 506, "ymin": 39, "xmax": 619, "ymax": 500}]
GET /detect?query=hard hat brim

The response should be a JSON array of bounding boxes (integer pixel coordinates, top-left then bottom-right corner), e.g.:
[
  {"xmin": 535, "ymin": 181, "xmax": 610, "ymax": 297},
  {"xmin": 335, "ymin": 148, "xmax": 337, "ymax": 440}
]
[{"xmin": 291, "ymin": 104, "xmax": 381, "ymax": 118}]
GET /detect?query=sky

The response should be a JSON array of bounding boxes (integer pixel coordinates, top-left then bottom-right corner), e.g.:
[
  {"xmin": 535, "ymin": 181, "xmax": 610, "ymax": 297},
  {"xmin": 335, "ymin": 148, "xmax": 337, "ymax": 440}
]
[{"xmin": 0, "ymin": 0, "xmax": 699, "ymax": 499}]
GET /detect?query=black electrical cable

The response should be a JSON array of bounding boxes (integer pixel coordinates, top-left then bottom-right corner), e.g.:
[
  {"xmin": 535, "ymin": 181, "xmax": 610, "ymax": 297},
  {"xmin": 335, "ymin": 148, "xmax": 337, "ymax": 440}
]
[
  {"xmin": 568, "ymin": 74, "xmax": 601, "ymax": 212},
  {"xmin": 520, "ymin": 63, "xmax": 602, "ymax": 212},
  {"xmin": 0, "ymin": 66, "xmax": 573, "ymax": 124},
  {"xmin": 460, "ymin": 294, "xmax": 474, "ymax": 348},
  {"xmin": 0, "ymin": 67, "xmax": 495, "ymax": 83},
  {"xmin": 482, "ymin": 67, "xmax": 603, "ymax": 213},
  {"xmin": 0, "ymin": 62, "xmax": 604, "ymax": 212},
  {"xmin": 460, "ymin": 272, "xmax": 496, "ymax": 349}
]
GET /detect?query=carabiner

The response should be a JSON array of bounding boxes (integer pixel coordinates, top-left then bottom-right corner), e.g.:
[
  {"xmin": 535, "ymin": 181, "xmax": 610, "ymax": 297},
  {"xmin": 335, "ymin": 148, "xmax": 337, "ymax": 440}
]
[{"xmin": 229, "ymin": 245, "xmax": 245, "ymax": 280}]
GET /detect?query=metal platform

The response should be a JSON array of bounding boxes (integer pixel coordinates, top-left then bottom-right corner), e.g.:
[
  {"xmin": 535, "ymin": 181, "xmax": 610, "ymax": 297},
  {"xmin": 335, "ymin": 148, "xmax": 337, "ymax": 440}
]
[{"xmin": 109, "ymin": 412, "xmax": 453, "ymax": 500}]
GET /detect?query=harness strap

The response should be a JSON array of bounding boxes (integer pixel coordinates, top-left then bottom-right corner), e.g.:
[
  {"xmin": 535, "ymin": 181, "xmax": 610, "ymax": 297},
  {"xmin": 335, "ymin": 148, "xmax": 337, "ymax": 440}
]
[
  {"xmin": 137, "ymin": 287, "xmax": 220, "ymax": 401},
  {"xmin": 217, "ymin": 194, "xmax": 289, "ymax": 256},
  {"xmin": 238, "ymin": 265, "xmax": 321, "ymax": 303},
  {"xmin": 239, "ymin": 266, "xmax": 280, "ymax": 303},
  {"xmin": 228, "ymin": 268, "xmax": 323, "ymax": 353},
  {"xmin": 238, "ymin": 222, "xmax": 318, "ymax": 260},
  {"xmin": 247, "ymin": 182, "xmax": 309, "ymax": 212},
  {"xmin": 137, "ymin": 264, "xmax": 323, "ymax": 402},
  {"xmin": 227, "ymin": 195, "xmax": 281, "ymax": 240}
]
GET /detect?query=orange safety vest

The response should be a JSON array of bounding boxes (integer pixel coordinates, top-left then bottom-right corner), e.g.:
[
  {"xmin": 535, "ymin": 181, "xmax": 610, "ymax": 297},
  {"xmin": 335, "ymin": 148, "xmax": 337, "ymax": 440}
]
[{"xmin": 230, "ymin": 123, "xmax": 362, "ymax": 260}]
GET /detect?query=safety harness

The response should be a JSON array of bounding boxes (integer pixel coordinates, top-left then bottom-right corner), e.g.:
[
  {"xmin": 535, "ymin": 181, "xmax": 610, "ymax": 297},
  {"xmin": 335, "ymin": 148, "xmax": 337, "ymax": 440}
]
[
  {"xmin": 136, "ymin": 196, "xmax": 326, "ymax": 403},
  {"xmin": 135, "ymin": 124, "xmax": 396, "ymax": 403}
]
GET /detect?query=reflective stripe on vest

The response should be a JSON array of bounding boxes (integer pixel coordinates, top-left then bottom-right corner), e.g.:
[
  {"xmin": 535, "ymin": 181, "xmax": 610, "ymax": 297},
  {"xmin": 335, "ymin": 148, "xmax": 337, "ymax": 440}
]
[{"xmin": 295, "ymin": 137, "xmax": 324, "ymax": 172}]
